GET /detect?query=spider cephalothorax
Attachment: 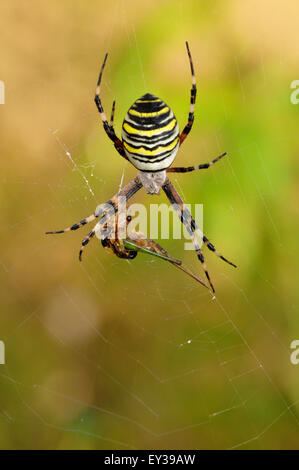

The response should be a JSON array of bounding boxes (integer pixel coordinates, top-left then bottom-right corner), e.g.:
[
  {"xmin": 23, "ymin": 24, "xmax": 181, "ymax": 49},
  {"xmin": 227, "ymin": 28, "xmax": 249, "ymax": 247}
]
[{"xmin": 46, "ymin": 42, "xmax": 236, "ymax": 292}]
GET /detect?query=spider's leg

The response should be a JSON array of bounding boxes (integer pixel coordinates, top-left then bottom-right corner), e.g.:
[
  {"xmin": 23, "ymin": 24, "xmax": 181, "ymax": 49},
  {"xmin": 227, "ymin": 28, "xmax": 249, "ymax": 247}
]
[
  {"xmin": 110, "ymin": 100, "xmax": 116, "ymax": 127},
  {"xmin": 46, "ymin": 176, "xmax": 141, "ymax": 237},
  {"xmin": 190, "ymin": 216, "xmax": 237, "ymax": 268},
  {"xmin": 79, "ymin": 229, "xmax": 96, "ymax": 261},
  {"xmin": 163, "ymin": 178, "xmax": 237, "ymax": 292},
  {"xmin": 163, "ymin": 178, "xmax": 236, "ymax": 267},
  {"xmin": 162, "ymin": 178, "xmax": 215, "ymax": 292},
  {"xmin": 78, "ymin": 176, "xmax": 142, "ymax": 261},
  {"xmin": 179, "ymin": 41, "xmax": 197, "ymax": 146},
  {"xmin": 45, "ymin": 214, "xmax": 98, "ymax": 234},
  {"xmin": 78, "ymin": 211, "xmax": 115, "ymax": 261},
  {"xmin": 94, "ymin": 54, "xmax": 127, "ymax": 160},
  {"xmin": 167, "ymin": 152, "xmax": 227, "ymax": 173}
]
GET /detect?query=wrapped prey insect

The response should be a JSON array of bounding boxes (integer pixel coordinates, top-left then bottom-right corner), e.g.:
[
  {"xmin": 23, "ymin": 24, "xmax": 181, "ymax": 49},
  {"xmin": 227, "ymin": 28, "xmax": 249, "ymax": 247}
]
[{"xmin": 99, "ymin": 211, "xmax": 209, "ymax": 289}]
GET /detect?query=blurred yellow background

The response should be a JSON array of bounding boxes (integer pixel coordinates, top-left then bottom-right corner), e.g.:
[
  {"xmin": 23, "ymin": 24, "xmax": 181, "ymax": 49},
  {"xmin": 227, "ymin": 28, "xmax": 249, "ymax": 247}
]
[{"xmin": 0, "ymin": 0, "xmax": 299, "ymax": 449}]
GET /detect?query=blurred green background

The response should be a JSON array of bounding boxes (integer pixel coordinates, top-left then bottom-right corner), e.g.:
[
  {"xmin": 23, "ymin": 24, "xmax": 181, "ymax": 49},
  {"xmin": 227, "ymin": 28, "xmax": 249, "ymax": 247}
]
[{"xmin": 0, "ymin": 0, "xmax": 299, "ymax": 450}]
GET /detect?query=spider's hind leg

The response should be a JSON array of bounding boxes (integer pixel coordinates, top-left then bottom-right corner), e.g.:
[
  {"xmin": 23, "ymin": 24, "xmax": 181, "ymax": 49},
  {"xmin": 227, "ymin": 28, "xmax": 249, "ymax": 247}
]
[
  {"xmin": 94, "ymin": 54, "xmax": 127, "ymax": 160},
  {"xmin": 179, "ymin": 41, "xmax": 197, "ymax": 146}
]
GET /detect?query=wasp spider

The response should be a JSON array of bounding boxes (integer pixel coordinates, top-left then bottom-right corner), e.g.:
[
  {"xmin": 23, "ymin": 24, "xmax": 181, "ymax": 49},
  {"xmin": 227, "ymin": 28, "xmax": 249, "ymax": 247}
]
[{"xmin": 46, "ymin": 42, "xmax": 236, "ymax": 292}]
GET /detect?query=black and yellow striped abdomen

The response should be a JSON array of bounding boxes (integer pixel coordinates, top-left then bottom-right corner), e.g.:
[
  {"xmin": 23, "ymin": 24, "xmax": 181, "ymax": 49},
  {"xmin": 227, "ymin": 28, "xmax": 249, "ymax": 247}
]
[{"xmin": 122, "ymin": 93, "xmax": 179, "ymax": 172}]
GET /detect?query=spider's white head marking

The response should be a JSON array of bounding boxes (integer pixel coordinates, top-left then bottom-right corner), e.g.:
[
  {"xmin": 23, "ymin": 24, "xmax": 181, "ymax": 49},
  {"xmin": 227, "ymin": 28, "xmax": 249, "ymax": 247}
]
[{"xmin": 138, "ymin": 170, "xmax": 166, "ymax": 195}]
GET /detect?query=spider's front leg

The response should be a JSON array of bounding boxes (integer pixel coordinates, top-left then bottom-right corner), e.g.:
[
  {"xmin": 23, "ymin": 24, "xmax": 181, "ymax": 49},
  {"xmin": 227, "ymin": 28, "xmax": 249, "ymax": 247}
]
[
  {"xmin": 162, "ymin": 177, "xmax": 236, "ymax": 293},
  {"xmin": 46, "ymin": 176, "xmax": 143, "ymax": 260},
  {"xmin": 78, "ymin": 177, "xmax": 142, "ymax": 260}
]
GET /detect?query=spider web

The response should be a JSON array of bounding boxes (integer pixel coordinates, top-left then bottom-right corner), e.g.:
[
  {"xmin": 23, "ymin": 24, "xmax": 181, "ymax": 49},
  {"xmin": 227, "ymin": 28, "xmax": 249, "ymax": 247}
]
[{"xmin": 0, "ymin": 0, "xmax": 299, "ymax": 450}]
